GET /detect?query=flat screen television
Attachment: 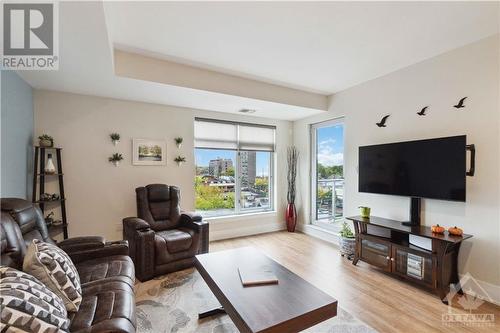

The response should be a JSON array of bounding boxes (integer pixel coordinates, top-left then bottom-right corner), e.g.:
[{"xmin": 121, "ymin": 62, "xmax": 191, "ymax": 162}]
[{"xmin": 358, "ymin": 135, "xmax": 466, "ymax": 202}]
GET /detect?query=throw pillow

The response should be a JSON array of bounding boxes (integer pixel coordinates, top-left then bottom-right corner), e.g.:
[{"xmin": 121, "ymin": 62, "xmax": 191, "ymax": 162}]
[
  {"xmin": 0, "ymin": 266, "xmax": 70, "ymax": 332},
  {"xmin": 23, "ymin": 240, "xmax": 82, "ymax": 312}
]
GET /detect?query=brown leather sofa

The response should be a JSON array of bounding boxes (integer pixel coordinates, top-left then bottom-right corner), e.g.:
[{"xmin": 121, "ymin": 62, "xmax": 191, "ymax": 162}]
[
  {"xmin": 0, "ymin": 198, "xmax": 136, "ymax": 333},
  {"xmin": 123, "ymin": 184, "xmax": 209, "ymax": 281}
]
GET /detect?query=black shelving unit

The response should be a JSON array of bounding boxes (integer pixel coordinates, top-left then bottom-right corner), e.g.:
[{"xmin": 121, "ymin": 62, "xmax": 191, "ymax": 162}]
[{"xmin": 32, "ymin": 146, "xmax": 68, "ymax": 239}]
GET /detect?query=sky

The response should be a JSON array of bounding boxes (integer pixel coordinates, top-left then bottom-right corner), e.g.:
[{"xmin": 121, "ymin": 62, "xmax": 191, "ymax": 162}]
[
  {"xmin": 195, "ymin": 149, "xmax": 270, "ymax": 176},
  {"xmin": 317, "ymin": 124, "xmax": 344, "ymax": 166}
]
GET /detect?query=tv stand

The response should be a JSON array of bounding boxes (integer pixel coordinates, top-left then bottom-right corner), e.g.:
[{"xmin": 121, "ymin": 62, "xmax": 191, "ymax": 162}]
[{"xmin": 347, "ymin": 215, "xmax": 472, "ymax": 303}]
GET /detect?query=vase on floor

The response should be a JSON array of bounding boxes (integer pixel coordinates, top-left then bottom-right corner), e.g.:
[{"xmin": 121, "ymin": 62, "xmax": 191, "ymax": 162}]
[
  {"xmin": 286, "ymin": 146, "xmax": 299, "ymax": 232},
  {"xmin": 285, "ymin": 203, "xmax": 297, "ymax": 232}
]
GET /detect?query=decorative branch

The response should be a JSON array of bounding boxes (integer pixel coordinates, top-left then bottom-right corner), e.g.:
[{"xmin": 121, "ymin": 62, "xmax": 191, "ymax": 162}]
[{"xmin": 287, "ymin": 146, "xmax": 299, "ymax": 204}]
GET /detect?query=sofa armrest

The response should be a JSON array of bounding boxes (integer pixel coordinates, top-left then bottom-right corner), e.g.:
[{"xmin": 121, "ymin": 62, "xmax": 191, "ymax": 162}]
[
  {"xmin": 180, "ymin": 211, "xmax": 202, "ymax": 222},
  {"xmin": 122, "ymin": 217, "xmax": 155, "ymax": 281},
  {"xmin": 180, "ymin": 211, "xmax": 206, "ymax": 231},
  {"xmin": 58, "ymin": 236, "xmax": 106, "ymax": 253},
  {"xmin": 67, "ymin": 240, "xmax": 129, "ymax": 264},
  {"xmin": 123, "ymin": 217, "xmax": 151, "ymax": 231},
  {"xmin": 180, "ymin": 211, "xmax": 209, "ymax": 253}
]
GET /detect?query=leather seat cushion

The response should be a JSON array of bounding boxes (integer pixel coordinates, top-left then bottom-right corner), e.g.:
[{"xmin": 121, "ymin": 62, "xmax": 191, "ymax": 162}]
[
  {"xmin": 69, "ymin": 280, "xmax": 136, "ymax": 333},
  {"xmin": 76, "ymin": 255, "xmax": 135, "ymax": 288},
  {"xmin": 156, "ymin": 228, "xmax": 193, "ymax": 254}
]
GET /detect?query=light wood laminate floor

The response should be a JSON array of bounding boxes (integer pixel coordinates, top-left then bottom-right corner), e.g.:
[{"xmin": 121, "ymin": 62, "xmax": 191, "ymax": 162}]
[{"xmin": 210, "ymin": 231, "xmax": 499, "ymax": 333}]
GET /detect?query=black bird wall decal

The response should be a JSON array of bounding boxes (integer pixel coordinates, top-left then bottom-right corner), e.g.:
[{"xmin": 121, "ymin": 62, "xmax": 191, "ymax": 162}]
[
  {"xmin": 376, "ymin": 115, "xmax": 390, "ymax": 127},
  {"xmin": 454, "ymin": 97, "xmax": 467, "ymax": 109},
  {"xmin": 417, "ymin": 106, "xmax": 428, "ymax": 116}
]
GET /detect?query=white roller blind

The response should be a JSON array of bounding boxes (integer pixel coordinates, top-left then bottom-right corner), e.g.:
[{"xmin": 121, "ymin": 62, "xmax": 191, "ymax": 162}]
[
  {"xmin": 194, "ymin": 119, "xmax": 238, "ymax": 150},
  {"xmin": 238, "ymin": 124, "xmax": 275, "ymax": 152},
  {"xmin": 194, "ymin": 118, "xmax": 275, "ymax": 152}
]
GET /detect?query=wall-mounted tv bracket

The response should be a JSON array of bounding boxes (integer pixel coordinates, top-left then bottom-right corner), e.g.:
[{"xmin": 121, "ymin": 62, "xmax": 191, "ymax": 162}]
[{"xmin": 466, "ymin": 144, "xmax": 475, "ymax": 176}]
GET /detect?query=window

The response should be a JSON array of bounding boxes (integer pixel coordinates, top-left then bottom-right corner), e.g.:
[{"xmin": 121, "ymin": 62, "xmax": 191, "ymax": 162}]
[
  {"xmin": 195, "ymin": 149, "xmax": 236, "ymax": 217},
  {"xmin": 311, "ymin": 118, "xmax": 344, "ymax": 230},
  {"xmin": 194, "ymin": 118, "xmax": 275, "ymax": 218},
  {"xmin": 239, "ymin": 151, "xmax": 272, "ymax": 212}
]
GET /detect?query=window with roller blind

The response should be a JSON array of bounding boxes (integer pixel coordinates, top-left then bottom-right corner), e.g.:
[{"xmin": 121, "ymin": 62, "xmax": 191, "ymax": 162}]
[{"xmin": 194, "ymin": 118, "xmax": 275, "ymax": 218}]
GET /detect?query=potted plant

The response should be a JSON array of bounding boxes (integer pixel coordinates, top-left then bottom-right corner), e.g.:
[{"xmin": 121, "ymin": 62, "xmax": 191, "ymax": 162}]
[
  {"xmin": 110, "ymin": 133, "xmax": 120, "ymax": 145},
  {"xmin": 38, "ymin": 134, "xmax": 54, "ymax": 147},
  {"xmin": 174, "ymin": 137, "xmax": 183, "ymax": 148},
  {"xmin": 339, "ymin": 221, "xmax": 356, "ymax": 259},
  {"xmin": 174, "ymin": 155, "xmax": 186, "ymax": 166},
  {"xmin": 108, "ymin": 153, "xmax": 123, "ymax": 166},
  {"xmin": 286, "ymin": 146, "xmax": 298, "ymax": 232}
]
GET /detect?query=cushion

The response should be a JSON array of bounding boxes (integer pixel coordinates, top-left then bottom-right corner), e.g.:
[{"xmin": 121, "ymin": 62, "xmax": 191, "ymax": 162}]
[
  {"xmin": 148, "ymin": 202, "xmax": 171, "ymax": 221},
  {"xmin": 75, "ymin": 255, "xmax": 135, "ymax": 288},
  {"xmin": 157, "ymin": 228, "xmax": 193, "ymax": 253},
  {"xmin": 146, "ymin": 184, "xmax": 170, "ymax": 202},
  {"xmin": 23, "ymin": 240, "xmax": 82, "ymax": 312},
  {"xmin": 0, "ymin": 266, "xmax": 70, "ymax": 332},
  {"xmin": 69, "ymin": 281, "xmax": 136, "ymax": 332}
]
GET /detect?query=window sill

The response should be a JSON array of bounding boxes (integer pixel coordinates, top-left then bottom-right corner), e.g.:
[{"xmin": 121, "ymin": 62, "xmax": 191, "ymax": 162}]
[
  {"xmin": 307, "ymin": 223, "xmax": 341, "ymax": 236},
  {"xmin": 300, "ymin": 223, "xmax": 341, "ymax": 246},
  {"xmin": 204, "ymin": 210, "xmax": 277, "ymax": 223},
  {"xmin": 311, "ymin": 219, "xmax": 343, "ymax": 233}
]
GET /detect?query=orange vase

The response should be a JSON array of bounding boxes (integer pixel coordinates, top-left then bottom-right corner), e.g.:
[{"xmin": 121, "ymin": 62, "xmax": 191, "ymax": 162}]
[{"xmin": 286, "ymin": 203, "xmax": 297, "ymax": 232}]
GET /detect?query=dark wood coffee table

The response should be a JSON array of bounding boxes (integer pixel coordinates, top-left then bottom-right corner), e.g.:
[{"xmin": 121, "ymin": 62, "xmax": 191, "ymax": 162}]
[{"xmin": 195, "ymin": 247, "xmax": 338, "ymax": 333}]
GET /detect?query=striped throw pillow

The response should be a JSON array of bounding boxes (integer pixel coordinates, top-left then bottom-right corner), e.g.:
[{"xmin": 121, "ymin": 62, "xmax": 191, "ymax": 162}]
[
  {"xmin": 23, "ymin": 240, "xmax": 82, "ymax": 312},
  {"xmin": 0, "ymin": 266, "xmax": 70, "ymax": 332}
]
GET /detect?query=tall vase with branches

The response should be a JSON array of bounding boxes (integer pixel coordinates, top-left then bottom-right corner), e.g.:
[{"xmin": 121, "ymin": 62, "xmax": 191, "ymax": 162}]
[{"xmin": 286, "ymin": 146, "xmax": 298, "ymax": 232}]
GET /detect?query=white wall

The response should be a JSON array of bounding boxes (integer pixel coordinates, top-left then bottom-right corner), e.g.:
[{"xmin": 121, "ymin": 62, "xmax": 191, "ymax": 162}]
[
  {"xmin": 34, "ymin": 90, "xmax": 290, "ymax": 241},
  {"xmin": 293, "ymin": 36, "xmax": 500, "ymax": 290}
]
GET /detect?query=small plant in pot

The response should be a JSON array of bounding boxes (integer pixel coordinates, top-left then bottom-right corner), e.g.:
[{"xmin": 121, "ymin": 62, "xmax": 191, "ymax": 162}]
[
  {"xmin": 174, "ymin": 155, "xmax": 186, "ymax": 166},
  {"xmin": 110, "ymin": 133, "xmax": 120, "ymax": 145},
  {"xmin": 339, "ymin": 221, "xmax": 356, "ymax": 260},
  {"xmin": 174, "ymin": 137, "xmax": 183, "ymax": 148},
  {"xmin": 38, "ymin": 134, "xmax": 54, "ymax": 147},
  {"xmin": 108, "ymin": 153, "xmax": 123, "ymax": 166}
]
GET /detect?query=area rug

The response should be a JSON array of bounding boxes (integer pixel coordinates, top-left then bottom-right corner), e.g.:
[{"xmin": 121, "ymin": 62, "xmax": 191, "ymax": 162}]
[{"xmin": 135, "ymin": 268, "xmax": 377, "ymax": 333}]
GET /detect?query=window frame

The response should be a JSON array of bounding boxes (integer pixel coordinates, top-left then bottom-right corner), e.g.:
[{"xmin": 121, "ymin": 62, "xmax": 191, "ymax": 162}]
[
  {"xmin": 194, "ymin": 144, "xmax": 275, "ymax": 218},
  {"xmin": 310, "ymin": 117, "xmax": 345, "ymax": 232},
  {"xmin": 237, "ymin": 150, "xmax": 274, "ymax": 215}
]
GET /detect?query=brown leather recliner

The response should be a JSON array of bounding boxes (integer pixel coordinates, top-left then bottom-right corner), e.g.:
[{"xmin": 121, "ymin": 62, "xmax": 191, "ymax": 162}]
[
  {"xmin": 123, "ymin": 184, "xmax": 209, "ymax": 281},
  {"xmin": 0, "ymin": 198, "xmax": 136, "ymax": 333}
]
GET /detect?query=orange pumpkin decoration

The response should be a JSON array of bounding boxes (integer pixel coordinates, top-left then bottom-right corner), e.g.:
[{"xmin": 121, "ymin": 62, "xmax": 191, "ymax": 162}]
[
  {"xmin": 431, "ymin": 224, "xmax": 445, "ymax": 234},
  {"xmin": 448, "ymin": 226, "xmax": 463, "ymax": 236}
]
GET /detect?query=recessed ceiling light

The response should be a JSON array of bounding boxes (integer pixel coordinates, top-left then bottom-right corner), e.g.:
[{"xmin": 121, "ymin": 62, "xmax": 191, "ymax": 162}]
[{"xmin": 239, "ymin": 109, "xmax": 256, "ymax": 114}]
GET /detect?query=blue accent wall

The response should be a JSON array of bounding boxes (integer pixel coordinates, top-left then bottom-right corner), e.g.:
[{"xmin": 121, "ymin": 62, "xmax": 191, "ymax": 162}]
[{"xmin": 1, "ymin": 71, "xmax": 33, "ymax": 198}]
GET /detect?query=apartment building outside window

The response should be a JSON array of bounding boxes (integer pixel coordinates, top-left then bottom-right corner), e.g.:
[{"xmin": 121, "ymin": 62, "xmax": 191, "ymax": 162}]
[{"xmin": 194, "ymin": 118, "xmax": 275, "ymax": 218}]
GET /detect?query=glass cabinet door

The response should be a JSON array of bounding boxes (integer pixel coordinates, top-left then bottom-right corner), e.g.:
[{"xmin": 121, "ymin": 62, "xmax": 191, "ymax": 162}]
[
  {"xmin": 392, "ymin": 245, "xmax": 435, "ymax": 287},
  {"xmin": 360, "ymin": 236, "xmax": 391, "ymax": 271}
]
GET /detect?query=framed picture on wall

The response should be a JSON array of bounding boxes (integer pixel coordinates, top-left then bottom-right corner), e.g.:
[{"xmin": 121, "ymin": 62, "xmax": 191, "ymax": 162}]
[{"xmin": 132, "ymin": 139, "xmax": 167, "ymax": 166}]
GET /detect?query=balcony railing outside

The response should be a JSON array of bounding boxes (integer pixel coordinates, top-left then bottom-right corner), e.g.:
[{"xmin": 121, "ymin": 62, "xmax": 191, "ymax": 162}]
[{"xmin": 316, "ymin": 178, "xmax": 344, "ymax": 222}]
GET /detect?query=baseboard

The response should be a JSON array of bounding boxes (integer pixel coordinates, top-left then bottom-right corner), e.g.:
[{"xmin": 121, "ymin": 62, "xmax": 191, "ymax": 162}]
[
  {"xmin": 458, "ymin": 273, "xmax": 500, "ymax": 306},
  {"xmin": 297, "ymin": 223, "xmax": 340, "ymax": 248},
  {"xmin": 210, "ymin": 222, "xmax": 285, "ymax": 241}
]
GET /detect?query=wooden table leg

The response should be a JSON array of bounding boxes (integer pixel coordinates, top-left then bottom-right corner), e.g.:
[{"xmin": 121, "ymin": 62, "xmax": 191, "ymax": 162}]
[
  {"xmin": 198, "ymin": 306, "xmax": 226, "ymax": 319},
  {"xmin": 352, "ymin": 221, "xmax": 360, "ymax": 266}
]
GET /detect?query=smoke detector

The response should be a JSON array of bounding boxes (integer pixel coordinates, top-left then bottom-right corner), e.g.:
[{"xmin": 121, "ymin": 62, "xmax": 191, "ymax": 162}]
[{"xmin": 238, "ymin": 109, "xmax": 256, "ymax": 114}]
